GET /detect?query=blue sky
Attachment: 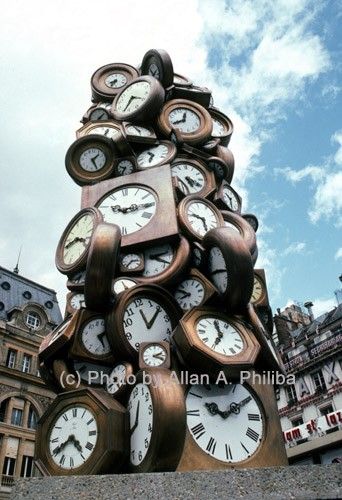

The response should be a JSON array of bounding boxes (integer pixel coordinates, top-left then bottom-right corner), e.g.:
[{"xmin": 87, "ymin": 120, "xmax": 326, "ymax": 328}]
[{"xmin": 0, "ymin": 0, "xmax": 341, "ymax": 317}]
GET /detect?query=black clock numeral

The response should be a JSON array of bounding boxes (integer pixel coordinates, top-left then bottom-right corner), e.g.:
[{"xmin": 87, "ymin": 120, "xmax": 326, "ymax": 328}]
[
  {"xmin": 248, "ymin": 413, "xmax": 261, "ymax": 421},
  {"xmin": 70, "ymin": 457, "xmax": 74, "ymax": 468},
  {"xmin": 80, "ymin": 453, "xmax": 86, "ymax": 461},
  {"xmin": 234, "ymin": 344, "xmax": 241, "ymax": 350},
  {"xmin": 89, "ymin": 430, "xmax": 97, "ymax": 436},
  {"xmin": 87, "ymin": 418, "xmax": 94, "ymax": 425},
  {"xmin": 50, "ymin": 437, "xmax": 59, "ymax": 443},
  {"xmin": 122, "ymin": 188, "xmax": 128, "ymax": 196},
  {"xmin": 246, "ymin": 427, "xmax": 260, "ymax": 442},
  {"xmin": 186, "ymin": 409, "xmax": 200, "ymax": 417},
  {"xmin": 121, "ymin": 226, "xmax": 128, "ymax": 235},
  {"xmin": 142, "ymin": 212, "xmax": 152, "ymax": 219},
  {"xmin": 241, "ymin": 441, "xmax": 249, "ymax": 454},
  {"xmin": 225, "ymin": 444, "xmax": 233, "ymax": 460},
  {"xmin": 229, "ymin": 347, "xmax": 236, "ymax": 354},
  {"xmin": 55, "ymin": 426, "xmax": 62, "ymax": 430},
  {"xmin": 191, "ymin": 422, "xmax": 206, "ymax": 439},
  {"xmin": 62, "ymin": 414, "xmax": 68, "ymax": 421},
  {"xmin": 201, "ymin": 336, "xmax": 209, "ymax": 343},
  {"xmin": 85, "ymin": 442, "xmax": 94, "ymax": 451},
  {"xmin": 72, "ymin": 409, "xmax": 77, "ymax": 418},
  {"xmin": 52, "ymin": 447, "xmax": 59, "ymax": 456},
  {"xmin": 59, "ymin": 455, "xmax": 66, "ymax": 465},
  {"xmin": 206, "ymin": 437, "xmax": 217, "ymax": 454}
]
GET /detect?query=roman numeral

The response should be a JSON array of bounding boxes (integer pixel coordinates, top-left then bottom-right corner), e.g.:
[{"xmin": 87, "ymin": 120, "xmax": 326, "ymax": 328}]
[
  {"xmin": 81, "ymin": 410, "xmax": 86, "ymax": 418},
  {"xmin": 142, "ymin": 212, "xmax": 152, "ymax": 218},
  {"xmin": 70, "ymin": 457, "xmax": 74, "ymax": 467},
  {"xmin": 59, "ymin": 455, "xmax": 66, "ymax": 465},
  {"xmin": 206, "ymin": 437, "xmax": 217, "ymax": 454},
  {"xmin": 229, "ymin": 348, "xmax": 236, "ymax": 354},
  {"xmin": 85, "ymin": 442, "xmax": 94, "ymax": 451},
  {"xmin": 121, "ymin": 226, "xmax": 127, "ymax": 235},
  {"xmin": 246, "ymin": 427, "xmax": 259, "ymax": 442},
  {"xmin": 225, "ymin": 444, "xmax": 233, "ymax": 460},
  {"xmin": 55, "ymin": 426, "xmax": 62, "ymax": 430},
  {"xmin": 89, "ymin": 430, "xmax": 97, "ymax": 436},
  {"xmin": 122, "ymin": 188, "xmax": 128, "ymax": 196},
  {"xmin": 186, "ymin": 409, "xmax": 200, "ymax": 417},
  {"xmin": 191, "ymin": 423, "xmax": 206, "ymax": 439},
  {"xmin": 50, "ymin": 437, "xmax": 59, "ymax": 443},
  {"xmin": 87, "ymin": 418, "xmax": 94, "ymax": 425},
  {"xmin": 241, "ymin": 442, "xmax": 249, "ymax": 454},
  {"xmin": 72, "ymin": 409, "xmax": 77, "ymax": 418},
  {"xmin": 248, "ymin": 413, "xmax": 261, "ymax": 421},
  {"xmin": 63, "ymin": 414, "xmax": 68, "ymax": 421}
]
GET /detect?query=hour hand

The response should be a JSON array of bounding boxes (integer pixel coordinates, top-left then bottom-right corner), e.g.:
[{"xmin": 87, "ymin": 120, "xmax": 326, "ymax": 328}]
[{"xmin": 130, "ymin": 401, "xmax": 140, "ymax": 435}]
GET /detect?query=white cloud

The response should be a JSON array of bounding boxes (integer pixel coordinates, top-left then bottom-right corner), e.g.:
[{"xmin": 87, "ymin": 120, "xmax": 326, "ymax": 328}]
[
  {"xmin": 308, "ymin": 171, "xmax": 342, "ymax": 226},
  {"xmin": 276, "ymin": 165, "xmax": 324, "ymax": 183},
  {"xmin": 311, "ymin": 298, "xmax": 337, "ymax": 318},
  {"xmin": 335, "ymin": 248, "xmax": 342, "ymax": 260},
  {"xmin": 282, "ymin": 242, "xmax": 306, "ymax": 256}
]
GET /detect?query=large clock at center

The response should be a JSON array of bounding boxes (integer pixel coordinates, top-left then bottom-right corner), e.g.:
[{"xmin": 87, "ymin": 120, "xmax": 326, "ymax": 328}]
[{"xmin": 80, "ymin": 164, "xmax": 179, "ymax": 249}]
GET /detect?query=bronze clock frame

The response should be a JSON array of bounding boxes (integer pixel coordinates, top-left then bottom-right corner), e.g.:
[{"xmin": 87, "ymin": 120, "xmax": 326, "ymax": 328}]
[
  {"xmin": 177, "ymin": 195, "xmax": 224, "ymax": 242},
  {"xmin": 171, "ymin": 155, "xmax": 216, "ymax": 199},
  {"xmin": 91, "ymin": 62, "xmax": 139, "ymax": 102}
]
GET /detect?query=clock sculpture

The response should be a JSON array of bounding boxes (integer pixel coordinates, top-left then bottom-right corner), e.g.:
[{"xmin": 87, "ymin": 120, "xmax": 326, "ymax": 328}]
[{"xmin": 37, "ymin": 49, "xmax": 287, "ymax": 475}]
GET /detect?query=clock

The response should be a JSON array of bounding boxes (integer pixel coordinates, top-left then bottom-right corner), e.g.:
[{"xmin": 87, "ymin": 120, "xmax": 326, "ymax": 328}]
[
  {"xmin": 82, "ymin": 164, "xmax": 179, "ymax": 250},
  {"xmin": 69, "ymin": 309, "xmax": 114, "ymax": 364},
  {"xmin": 82, "ymin": 105, "xmax": 111, "ymax": 123},
  {"xmin": 122, "ymin": 122, "xmax": 158, "ymax": 144},
  {"xmin": 220, "ymin": 211, "xmax": 257, "ymax": 260},
  {"xmin": 136, "ymin": 236, "xmax": 191, "ymax": 287},
  {"xmin": 177, "ymin": 373, "xmax": 288, "ymax": 470},
  {"xmin": 106, "ymin": 284, "xmax": 182, "ymax": 360},
  {"xmin": 138, "ymin": 341, "xmax": 171, "ymax": 369},
  {"xmin": 119, "ymin": 251, "xmax": 144, "ymax": 274},
  {"xmin": 84, "ymin": 223, "xmax": 121, "ymax": 312},
  {"xmin": 65, "ymin": 135, "xmax": 118, "ymax": 186},
  {"xmin": 157, "ymin": 99, "xmax": 213, "ymax": 146},
  {"xmin": 106, "ymin": 361, "xmax": 134, "ymax": 400},
  {"xmin": 172, "ymin": 306, "xmax": 260, "ymax": 379},
  {"xmin": 172, "ymin": 85, "xmax": 212, "ymax": 108},
  {"xmin": 38, "ymin": 316, "xmax": 75, "ymax": 362},
  {"xmin": 113, "ymin": 156, "xmax": 138, "ymax": 177},
  {"xmin": 209, "ymin": 108, "xmax": 234, "ymax": 147},
  {"xmin": 242, "ymin": 213, "xmax": 259, "ymax": 233},
  {"xmin": 207, "ymin": 149, "xmax": 235, "ymax": 184},
  {"xmin": 141, "ymin": 49, "xmax": 174, "ymax": 88},
  {"xmin": 76, "ymin": 120, "xmax": 122, "ymax": 140},
  {"xmin": 66, "ymin": 270, "xmax": 86, "ymax": 292},
  {"xmin": 177, "ymin": 195, "xmax": 224, "ymax": 241},
  {"xmin": 202, "ymin": 227, "xmax": 254, "ymax": 311},
  {"xmin": 172, "ymin": 268, "xmax": 217, "ymax": 311},
  {"xmin": 136, "ymin": 141, "xmax": 177, "ymax": 169},
  {"xmin": 55, "ymin": 208, "xmax": 102, "ymax": 276},
  {"xmin": 111, "ymin": 75, "xmax": 165, "ymax": 122},
  {"xmin": 214, "ymin": 182, "xmax": 242, "ymax": 213},
  {"xmin": 251, "ymin": 270, "xmax": 269, "ymax": 307},
  {"xmin": 171, "ymin": 156, "xmax": 216, "ymax": 198},
  {"xmin": 201, "ymin": 137, "xmax": 221, "ymax": 154},
  {"xmin": 65, "ymin": 292, "xmax": 86, "ymax": 317},
  {"xmin": 91, "ymin": 62, "xmax": 139, "ymax": 102},
  {"xmin": 127, "ymin": 368, "xmax": 186, "ymax": 472},
  {"xmin": 112, "ymin": 277, "xmax": 139, "ymax": 295},
  {"xmin": 191, "ymin": 241, "xmax": 207, "ymax": 270},
  {"xmin": 35, "ymin": 388, "xmax": 128, "ymax": 475}
]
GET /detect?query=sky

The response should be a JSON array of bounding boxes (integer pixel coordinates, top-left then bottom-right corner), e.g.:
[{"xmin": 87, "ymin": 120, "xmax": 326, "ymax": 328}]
[{"xmin": 0, "ymin": 0, "xmax": 341, "ymax": 319}]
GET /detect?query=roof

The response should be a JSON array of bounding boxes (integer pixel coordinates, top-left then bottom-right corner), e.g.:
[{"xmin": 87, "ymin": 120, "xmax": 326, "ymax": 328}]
[
  {"xmin": 290, "ymin": 303, "xmax": 342, "ymax": 343},
  {"xmin": 0, "ymin": 265, "xmax": 62, "ymax": 325}
]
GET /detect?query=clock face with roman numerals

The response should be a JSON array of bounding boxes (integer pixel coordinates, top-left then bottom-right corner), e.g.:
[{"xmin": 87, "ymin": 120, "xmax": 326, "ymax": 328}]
[
  {"xmin": 195, "ymin": 317, "xmax": 244, "ymax": 356},
  {"xmin": 97, "ymin": 186, "xmax": 157, "ymax": 236},
  {"xmin": 186, "ymin": 383, "xmax": 264, "ymax": 463},
  {"xmin": 49, "ymin": 406, "xmax": 98, "ymax": 470}
]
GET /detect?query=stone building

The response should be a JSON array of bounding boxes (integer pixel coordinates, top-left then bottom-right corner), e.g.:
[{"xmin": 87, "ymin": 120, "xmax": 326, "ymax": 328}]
[
  {"xmin": 0, "ymin": 265, "xmax": 62, "ymax": 493},
  {"xmin": 275, "ymin": 301, "xmax": 342, "ymax": 464}
]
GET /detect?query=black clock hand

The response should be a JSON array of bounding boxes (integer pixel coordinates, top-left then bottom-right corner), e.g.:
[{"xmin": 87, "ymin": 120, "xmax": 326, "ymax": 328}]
[
  {"xmin": 147, "ymin": 151, "xmax": 155, "ymax": 163},
  {"xmin": 108, "ymin": 78, "xmax": 118, "ymax": 87},
  {"xmin": 90, "ymin": 153, "xmax": 100, "ymax": 168},
  {"xmin": 177, "ymin": 288, "xmax": 191, "ymax": 299},
  {"xmin": 149, "ymin": 252, "xmax": 170, "ymax": 264},
  {"xmin": 123, "ymin": 95, "xmax": 135, "ymax": 112},
  {"xmin": 146, "ymin": 306, "xmax": 162, "ymax": 329},
  {"xmin": 65, "ymin": 236, "xmax": 86, "ymax": 249},
  {"xmin": 53, "ymin": 434, "xmax": 74, "ymax": 455},
  {"xmin": 139, "ymin": 309, "xmax": 149, "ymax": 328},
  {"xmin": 190, "ymin": 213, "xmax": 208, "ymax": 231},
  {"xmin": 223, "ymin": 396, "xmax": 253, "ymax": 419},
  {"xmin": 185, "ymin": 176, "xmax": 202, "ymax": 188},
  {"xmin": 153, "ymin": 351, "xmax": 165, "ymax": 360},
  {"xmin": 97, "ymin": 331, "xmax": 106, "ymax": 347},
  {"xmin": 132, "ymin": 126, "xmax": 143, "ymax": 135},
  {"xmin": 126, "ymin": 202, "xmax": 155, "ymax": 213},
  {"xmin": 130, "ymin": 401, "xmax": 140, "ymax": 435},
  {"xmin": 126, "ymin": 258, "xmax": 140, "ymax": 267},
  {"xmin": 205, "ymin": 402, "xmax": 219, "ymax": 416}
]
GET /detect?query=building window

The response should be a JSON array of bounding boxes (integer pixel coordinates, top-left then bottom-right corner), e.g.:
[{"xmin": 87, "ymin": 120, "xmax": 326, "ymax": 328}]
[
  {"xmin": 320, "ymin": 404, "xmax": 334, "ymax": 416},
  {"xmin": 0, "ymin": 301, "xmax": 4, "ymax": 311},
  {"xmin": 11, "ymin": 408, "xmax": 23, "ymax": 426},
  {"xmin": 6, "ymin": 349, "xmax": 17, "ymax": 369},
  {"xmin": 27, "ymin": 406, "xmax": 38, "ymax": 429},
  {"xmin": 45, "ymin": 300, "xmax": 53, "ymax": 309},
  {"xmin": 291, "ymin": 417, "xmax": 304, "ymax": 428},
  {"xmin": 286, "ymin": 385, "xmax": 297, "ymax": 405},
  {"xmin": 20, "ymin": 456, "xmax": 33, "ymax": 477},
  {"xmin": 0, "ymin": 399, "xmax": 8, "ymax": 422},
  {"xmin": 25, "ymin": 311, "xmax": 41, "ymax": 330},
  {"xmin": 22, "ymin": 290, "xmax": 32, "ymax": 300},
  {"xmin": 22, "ymin": 354, "xmax": 32, "ymax": 373},
  {"xmin": 312, "ymin": 369, "xmax": 327, "ymax": 392},
  {"xmin": 2, "ymin": 457, "xmax": 16, "ymax": 476},
  {"xmin": 1, "ymin": 281, "xmax": 11, "ymax": 291}
]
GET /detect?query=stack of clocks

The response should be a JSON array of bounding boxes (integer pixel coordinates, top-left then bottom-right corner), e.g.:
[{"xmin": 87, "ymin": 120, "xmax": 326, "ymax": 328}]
[{"xmin": 37, "ymin": 49, "xmax": 287, "ymax": 476}]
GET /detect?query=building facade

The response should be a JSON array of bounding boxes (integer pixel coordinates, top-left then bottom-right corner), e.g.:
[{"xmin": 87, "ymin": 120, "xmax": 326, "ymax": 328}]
[
  {"xmin": 275, "ymin": 302, "xmax": 342, "ymax": 464},
  {"xmin": 0, "ymin": 266, "xmax": 62, "ymax": 493}
]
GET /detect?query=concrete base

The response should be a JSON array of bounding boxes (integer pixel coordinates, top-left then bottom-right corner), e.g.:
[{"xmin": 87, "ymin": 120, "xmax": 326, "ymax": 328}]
[{"xmin": 10, "ymin": 465, "xmax": 341, "ymax": 500}]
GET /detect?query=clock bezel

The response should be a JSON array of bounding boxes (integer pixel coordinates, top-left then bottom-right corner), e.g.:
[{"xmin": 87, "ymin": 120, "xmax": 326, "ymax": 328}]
[{"xmin": 91, "ymin": 62, "xmax": 139, "ymax": 102}]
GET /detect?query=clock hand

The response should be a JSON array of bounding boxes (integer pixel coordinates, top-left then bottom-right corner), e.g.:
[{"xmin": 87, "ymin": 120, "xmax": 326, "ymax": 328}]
[
  {"xmin": 153, "ymin": 351, "xmax": 165, "ymax": 360},
  {"xmin": 139, "ymin": 309, "xmax": 149, "ymax": 328},
  {"xmin": 130, "ymin": 401, "xmax": 140, "ymax": 435},
  {"xmin": 109, "ymin": 78, "xmax": 118, "ymax": 86},
  {"xmin": 149, "ymin": 252, "xmax": 171, "ymax": 264},
  {"xmin": 65, "ymin": 236, "xmax": 86, "ymax": 249},
  {"xmin": 146, "ymin": 306, "xmax": 162, "ymax": 329},
  {"xmin": 126, "ymin": 258, "xmax": 140, "ymax": 267},
  {"xmin": 97, "ymin": 331, "xmax": 106, "ymax": 348},
  {"xmin": 126, "ymin": 202, "xmax": 155, "ymax": 213},
  {"xmin": 185, "ymin": 176, "xmax": 202, "ymax": 188},
  {"xmin": 205, "ymin": 402, "xmax": 219, "ymax": 416},
  {"xmin": 177, "ymin": 178, "xmax": 190, "ymax": 194},
  {"xmin": 90, "ymin": 153, "xmax": 100, "ymax": 168},
  {"xmin": 190, "ymin": 213, "xmax": 208, "ymax": 231},
  {"xmin": 132, "ymin": 126, "xmax": 142, "ymax": 135},
  {"xmin": 223, "ymin": 396, "xmax": 253, "ymax": 419},
  {"xmin": 53, "ymin": 434, "xmax": 74, "ymax": 455},
  {"xmin": 177, "ymin": 288, "xmax": 191, "ymax": 299},
  {"xmin": 123, "ymin": 95, "xmax": 135, "ymax": 112},
  {"xmin": 147, "ymin": 151, "xmax": 155, "ymax": 163}
]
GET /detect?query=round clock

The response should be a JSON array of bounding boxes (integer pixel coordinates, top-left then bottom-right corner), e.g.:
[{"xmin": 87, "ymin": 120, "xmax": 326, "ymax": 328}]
[
  {"xmin": 56, "ymin": 208, "xmax": 102, "ymax": 276},
  {"xmin": 209, "ymin": 108, "xmax": 234, "ymax": 147},
  {"xmin": 66, "ymin": 270, "xmax": 86, "ymax": 292},
  {"xmin": 96, "ymin": 185, "xmax": 157, "ymax": 235},
  {"xmin": 114, "ymin": 157, "xmax": 137, "ymax": 177},
  {"xmin": 136, "ymin": 141, "xmax": 177, "ymax": 169},
  {"xmin": 127, "ymin": 369, "xmax": 186, "ymax": 472},
  {"xmin": 76, "ymin": 120, "xmax": 122, "ymax": 140},
  {"xmin": 242, "ymin": 213, "xmax": 259, "ymax": 233},
  {"xmin": 214, "ymin": 182, "xmax": 242, "ymax": 213},
  {"xmin": 185, "ymin": 382, "xmax": 265, "ymax": 464},
  {"xmin": 112, "ymin": 277, "xmax": 138, "ymax": 295},
  {"xmin": 251, "ymin": 273, "xmax": 267, "ymax": 306},
  {"xmin": 65, "ymin": 135, "xmax": 118, "ymax": 186},
  {"xmin": 119, "ymin": 251, "xmax": 144, "ymax": 274},
  {"xmin": 111, "ymin": 75, "xmax": 165, "ymax": 122},
  {"xmin": 106, "ymin": 361, "xmax": 134, "ymax": 399},
  {"xmin": 86, "ymin": 106, "xmax": 111, "ymax": 122},
  {"xmin": 106, "ymin": 284, "xmax": 182, "ymax": 360},
  {"xmin": 177, "ymin": 195, "xmax": 224, "ymax": 241},
  {"xmin": 80, "ymin": 316, "xmax": 111, "ymax": 360},
  {"xmin": 173, "ymin": 268, "xmax": 217, "ymax": 311},
  {"xmin": 65, "ymin": 292, "xmax": 86, "ymax": 317},
  {"xmin": 157, "ymin": 99, "xmax": 213, "ymax": 146},
  {"xmin": 171, "ymin": 156, "xmax": 216, "ymax": 198},
  {"xmin": 141, "ymin": 49, "xmax": 174, "ymax": 88},
  {"xmin": 35, "ymin": 388, "xmax": 127, "ymax": 475},
  {"xmin": 139, "ymin": 341, "xmax": 171, "ymax": 369},
  {"xmin": 202, "ymin": 227, "xmax": 254, "ymax": 311},
  {"xmin": 91, "ymin": 63, "xmax": 139, "ymax": 102},
  {"xmin": 122, "ymin": 122, "xmax": 157, "ymax": 144}
]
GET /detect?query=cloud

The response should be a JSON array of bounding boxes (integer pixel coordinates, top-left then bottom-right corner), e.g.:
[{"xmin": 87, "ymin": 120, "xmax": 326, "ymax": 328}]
[
  {"xmin": 335, "ymin": 248, "xmax": 342, "ymax": 260},
  {"xmin": 282, "ymin": 242, "xmax": 306, "ymax": 256},
  {"xmin": 311, "ymin": 298, "xmax": 337, "ymax": 318},
  {"xmin": 275, "ymin": 165, "xmax": 324, "ymax": 183}
]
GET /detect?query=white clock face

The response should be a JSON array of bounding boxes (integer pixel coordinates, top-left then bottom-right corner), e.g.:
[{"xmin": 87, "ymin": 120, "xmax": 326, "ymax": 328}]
[
  {"xmin": 117, "ymin": 159, "xmax": 134, "ymax": 176},
  {"xmin": 81, "ymin": 318, "xmax": 111, "ymax": 356},
  {"xmin": 208, "ymin": 247, "xmax": 227, "ymax": 293},
  {"xmin": 112, "ymin": 278, "xmax": 137, "ymax": 294},
  {"xmin": 126, "ymin": 124, "xmax": 152, "ymax": 137},
  {"xmin": 142, "ymin": 244, "xmax": 174, "ymax": 277},
  {"xmin": 223, "ymin": 187, "xmax": 239, "ymax": 211},
  {"xmin": 123, "ymin": 296, "xmax": 173, "ymax": 351},
  {"xmin": 174, "ymin": 278, "xmax": 205, "ymax": 310},
  {"xmin": 128, "ymin": 383, "xmax": 153, "ymax": 466},
  {"xmin": 196, "ymin": 317, "xmax": 244, "ymax": 355},
  {"xmin": 171, "ymin": 163, "xmax": 205, "ymax": 195},
  {"xmin": 186, "ymin": 383, "xmax": 264, "ymax": 463},
  {"xmin": 121, "ymin": 253, "xmax": 142, "ymax": 271},
  {"xmin": 73, "ymin": 361, "xmax": 111, "ymax": 384},
  {"xmin": 70, "ymin": 293, "xmax": 85, "ymax": 310},
  {"xmin": 212, "ymin": 117, "xmax": 225, "ymax": 136},
  {"xmin": 97, "ymin": 186, "xmax": 157, "ymax": 236},
  {"xmin": 186, "ymin": 201, "xmax": 220, "ymax": 237},
  {"xmin": 106, "ymin": 363, "xmax": 127, "ymax": 394},
  {"xmin": 90, "ymin": 108, "xmax": 108, "ymax": 120},
  {"xmin": 148, "ymin": 63, "xmax": 160, "ymax": 79},
  {"xmin": 223, "ymin": 220, "xmax": 240, "ymax": 232},
  {"xmin": 142, "ymin": 344, "xmax": 167, "ymax": 367},
  {"xmin": 251, "ymin": 276, "xmax": 264, "ymax": 303},
  {"xmin": 105, "ymin": 72, "xmax": 127, "ymax": 89},
  {"xmin": 87, "ymin": 126, "xmax": 120, "ymax": 140},
  {"xmin": 79, "ymin": 148, "xmax": 106, "ymax": 172},
  {"xmin": 137, "ymin": 144, "xmax": 170, "ymax": 168},
  {"xmin": 168, "ymin": 108, "xmax": 201, "ymax": 133},
  {"xmin": 63, "ymin": 213, "xmax": 94, "ymax": 265},
  {"xmin": 49, "ymin": 406, "xmax": 98, "ymax": 469},
  {"xmin": 116, "ymin": 81, "xmax": 150, "ymax": 115}
]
